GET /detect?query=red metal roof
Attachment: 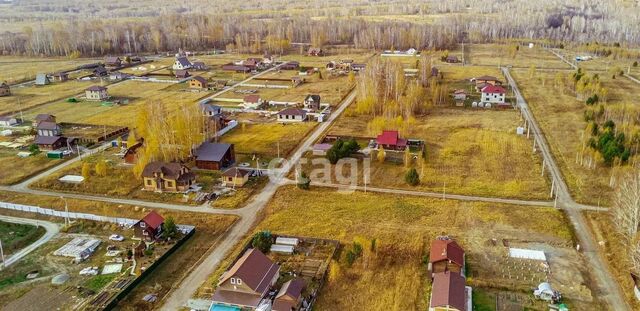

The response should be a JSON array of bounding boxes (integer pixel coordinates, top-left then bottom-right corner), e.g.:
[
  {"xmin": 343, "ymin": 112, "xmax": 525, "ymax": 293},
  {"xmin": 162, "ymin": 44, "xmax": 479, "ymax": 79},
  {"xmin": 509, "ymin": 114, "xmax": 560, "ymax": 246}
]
[
  {"xmin": 430, "ymin": 271, "xmax": 467, "ymax": 311},
  {"xmin": 429, "ymin": 239, "xmax": 465, "ymax": 267},
  {"xmin": 376, "ymin": 130, "xmax": 405, "ymax": 146},
  {"xmin": 481, "ymin": 85, "xmax": 506, "ymax": 94},
  {"xmin": 141, "ymin": 211, "xmax": 165, "ymax": 230}
]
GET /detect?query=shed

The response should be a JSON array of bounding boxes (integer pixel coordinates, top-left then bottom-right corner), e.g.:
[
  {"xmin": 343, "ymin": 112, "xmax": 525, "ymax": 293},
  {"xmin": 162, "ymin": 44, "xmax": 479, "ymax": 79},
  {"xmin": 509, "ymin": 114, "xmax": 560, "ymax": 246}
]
[
  {"xmin": 35, "ymin": 73, "xmax": 50, "ymax": 86},
  {"xmin": 47, "ymin": 151, "xmax": 64, "ymax": 159}
]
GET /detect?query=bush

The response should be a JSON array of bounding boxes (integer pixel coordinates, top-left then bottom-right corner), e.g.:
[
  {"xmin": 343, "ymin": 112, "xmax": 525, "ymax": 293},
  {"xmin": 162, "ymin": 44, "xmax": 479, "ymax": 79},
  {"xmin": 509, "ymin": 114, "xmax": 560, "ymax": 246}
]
[
  {"xmin": 633, "ymin": 61, "xmax": 638, "ymax": 67},
  {"xmin": 325, "ymin": 138, "xmax": 360, "ymax": 164},
  {"xmin": 405, "ymin": 168, "xmax": 420, "ymax": 186},
  {"xmin": 297, "ymin": 171, "xmax": 310, "ymax": 190},
  {"xmin": 252, "ymin": 231, "xmax": 273, "ymax": 253}
]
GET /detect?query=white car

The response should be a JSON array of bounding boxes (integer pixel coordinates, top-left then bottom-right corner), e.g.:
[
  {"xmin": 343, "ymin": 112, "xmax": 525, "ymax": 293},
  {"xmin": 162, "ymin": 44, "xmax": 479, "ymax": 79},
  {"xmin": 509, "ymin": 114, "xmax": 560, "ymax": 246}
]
[{"xmin": 109, "ymin": 234, "xmax": 124, "ymax": 242}]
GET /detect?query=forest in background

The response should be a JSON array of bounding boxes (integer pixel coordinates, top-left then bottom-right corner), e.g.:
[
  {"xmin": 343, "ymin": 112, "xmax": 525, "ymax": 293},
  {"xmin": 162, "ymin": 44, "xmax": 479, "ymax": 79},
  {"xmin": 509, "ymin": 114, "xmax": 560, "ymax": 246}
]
[{"xmin": 0, "ymin": 0, "xmax": 639, "ymax": 56}]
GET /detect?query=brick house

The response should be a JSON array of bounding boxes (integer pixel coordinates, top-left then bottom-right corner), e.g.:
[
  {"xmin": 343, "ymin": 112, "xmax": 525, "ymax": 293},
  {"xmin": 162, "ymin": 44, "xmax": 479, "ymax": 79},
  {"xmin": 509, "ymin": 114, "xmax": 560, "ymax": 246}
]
[
  {"xmin": 141, "ymin": 162, "xmax": 195, "ymax": 192},
  {"xmin": 189, "ymin": 76, "xmax": 208, "ymax": 89}
]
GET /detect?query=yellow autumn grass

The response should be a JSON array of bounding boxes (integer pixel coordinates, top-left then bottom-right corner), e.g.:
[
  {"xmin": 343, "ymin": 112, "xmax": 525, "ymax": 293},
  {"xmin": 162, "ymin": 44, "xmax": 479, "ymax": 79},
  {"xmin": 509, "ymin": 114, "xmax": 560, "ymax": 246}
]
[
  {"xmin": 220, "ymin": 122, "xmax": 317, "ymax": 160},
  {"xmin": 200, "ymin": 186, "xmax": 573, "ymax": 311}
]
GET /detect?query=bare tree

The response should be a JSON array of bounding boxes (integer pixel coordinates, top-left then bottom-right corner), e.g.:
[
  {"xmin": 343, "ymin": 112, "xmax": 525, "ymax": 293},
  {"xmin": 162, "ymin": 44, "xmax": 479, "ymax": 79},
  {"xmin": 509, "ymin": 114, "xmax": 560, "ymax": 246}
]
[{"xmin": 613, "ymin": 170, "xmax": 640, "ymax": 274}]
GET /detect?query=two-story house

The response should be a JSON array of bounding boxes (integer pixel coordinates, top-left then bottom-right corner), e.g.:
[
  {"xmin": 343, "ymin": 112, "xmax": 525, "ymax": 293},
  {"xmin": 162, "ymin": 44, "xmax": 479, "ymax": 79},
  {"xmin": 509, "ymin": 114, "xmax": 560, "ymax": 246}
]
[
  {"xmin": 85, "ymin": 85, "xmax": 109, "ymax": 101},
  {"xmin": 141, "ymin": 162, "xmax": 195, "ymax": 192},
  {"xmin": 133, "ymin": 211, "xmax": 165, "ymax": 242}
]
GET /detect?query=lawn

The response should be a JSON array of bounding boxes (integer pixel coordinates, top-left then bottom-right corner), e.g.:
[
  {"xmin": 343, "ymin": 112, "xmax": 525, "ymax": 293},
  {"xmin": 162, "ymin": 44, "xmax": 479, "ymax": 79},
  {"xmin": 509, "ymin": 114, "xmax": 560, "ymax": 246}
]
[
  {"xmin": 199, "ymin": 186, "xmax": 592, "ymax": 310},
  {"xmin": 220, "ymin": 121, "xmax": 317, "ymax": 161},
  {"xmin": 0, "ymin": 221, "xmax": 46, "ymax": 256},
  {"xmin": 510, "ymin": 68, "xmax": 640, "ymax": 205}
]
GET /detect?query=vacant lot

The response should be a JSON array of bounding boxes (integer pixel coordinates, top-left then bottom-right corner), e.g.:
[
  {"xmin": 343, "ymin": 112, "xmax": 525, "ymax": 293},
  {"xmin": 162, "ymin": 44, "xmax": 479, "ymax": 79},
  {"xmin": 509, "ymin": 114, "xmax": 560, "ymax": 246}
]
[
  {"xmin": 510, "ymin": 69, "xmax": 640, "ymax": 205},
  {"xmin": 220, "ymin": 121, "xmax": 317, "ymax": 162},
  {"xmin": 200, "ymin": 186, "xmax": 595, "ymax": 310},
  {"xmin": 0, "ymin": 147, "xmax": 69, "ymax": 185},
  {"xmin": 0, "ymin": 80, "xmax": 95, "ymax": 115},
  {"xmin": 0, "ymin": 221, "xmax": 45, "ymax": 256},
  {"xmin": 466, "ymin": 44, "xmax": 572, "ymax": 69},
  {"xmin": 0, "ymin": 56, "xmax": 101, "ymax": 84}
]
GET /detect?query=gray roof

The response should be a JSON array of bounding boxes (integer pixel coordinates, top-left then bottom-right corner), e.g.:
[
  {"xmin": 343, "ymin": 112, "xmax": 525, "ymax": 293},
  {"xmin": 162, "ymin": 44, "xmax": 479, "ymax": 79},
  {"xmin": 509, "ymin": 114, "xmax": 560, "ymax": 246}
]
[
  {"xmin": 36, "ymin": 121, "xmax": 59, "ymax": 130},
  {"xmin": 199, "ymin": 103, "xmax": 222, "ymax": 114},
  {"xmin": 86, "ymin": 85, "xmax": 107, "ymax": 92},
  {"xmin": 194, "ymin": 142, "xmax": 232, "ymax": 162},
  {"xmin": 35, "ymin": 114, "xmax": 55, "ymax": 121},
  {"xmin": 35, "ymin": 135, "xmax": 64, "ymax": 145},
  {"xmin": 176, "ymin": 56, "xmax": 191, "ymax": 67},
  {"xmin": 305, "ymin": 94, "xmax": 320, "ymax": 103}
]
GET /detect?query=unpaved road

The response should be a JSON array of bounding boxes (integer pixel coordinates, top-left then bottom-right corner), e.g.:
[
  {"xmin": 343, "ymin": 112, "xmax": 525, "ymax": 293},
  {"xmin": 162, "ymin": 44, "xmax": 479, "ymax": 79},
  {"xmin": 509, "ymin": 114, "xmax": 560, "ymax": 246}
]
[{"xmin": 0, "ymin": 215, "xmax": 59, "ymax": 268}]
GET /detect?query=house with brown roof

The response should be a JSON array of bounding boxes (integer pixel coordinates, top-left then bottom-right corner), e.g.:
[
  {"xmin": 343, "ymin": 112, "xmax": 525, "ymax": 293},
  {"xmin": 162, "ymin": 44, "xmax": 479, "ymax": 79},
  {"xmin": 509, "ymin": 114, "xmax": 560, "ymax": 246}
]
[
  {"xmin": 221, "ymin": 167, "xmax": 250, "ymax": 187},
  {"xmin": 123, "ymin": 141, "xmax": 143, "ymax": 164},
  {"xmin": 272, "ymin": 278, "xmax": 306, "ymax": 311},
  {"xmin": 303, "ymin": 94, "xmax": 321, "ymax": 111},
  {"xmin": 189, "ymin": 76, "xmax": 208, "ymax": 89},
  {"xmin": 36, "ymin": 121, "xmax": 61, "ymax": 136},
  {"xmin": 51, "ymin": 72, "xmax": 69, "ymax": 82},
  {"xmin": 453, "ymin": 89, "xmax": 467, "ymax": 101},
  {"xmin": 222, "ymin": 64, "xmax": 251, "ymax": 73},
  {"xmin": 33, "ymin": 114, "xmax": 56, "ymax": 127},
  {"xmin": 277, "ymin": 108, "xmax": 307, "ymax": 122},
  {"xmin": 192, "ymin": 61, "xmax": 208, "ymax": 71},
  {"xmin": 34, "ymin": 136, "xmax": 66, "ymax": 151},
  {"xmin": 141, "ymin": 162, "xmax": 195, "ymax": 193},
  {"xmin": 0, "ymin": 82, "xmax": 10, "ymax": 97},
  {"xmin": 445, "ymin": 55, "xmax": 460, "ymax": 63},
  {"xmin": 85, "ymin": 85, "xmax": 109, "ymax": 101},
  {"xmin": 429, "ymin": 238, "xmax": 465, "ymax": 278},
  {"xmin": 242, "ymin": 95, "xmax": 264, "ymax": 110},
  {"xmin": 212, "ymin": 248, "xmax": 280, "ymax": 310},
  {"xmin": 175, "ymin": 69, "xmax": 191, "ymax": 79},
  {"xmin": 133, "ymin": 211, "xmax": 164, "ymax": 242},
  {"xmin": 474, "ymin": 75, "xmax": 502, "ymax": 91},
  {"xmin": 105, "ymin": 56, "xmax": 122, "ymax": 67},
  {"xmin": 194, "ymin": 142, "xmax": 235, "ymax": 170},
  {"xmin": 281, "ymin": 61, "xmax": 300, "ymax": 70},
  {"xmin": 307, "ymin": 47, "xmax": 324, "ymax": 56},
  {"xmin": 429, "ymin": 271, "xmax": 469, "ymax": 311}
]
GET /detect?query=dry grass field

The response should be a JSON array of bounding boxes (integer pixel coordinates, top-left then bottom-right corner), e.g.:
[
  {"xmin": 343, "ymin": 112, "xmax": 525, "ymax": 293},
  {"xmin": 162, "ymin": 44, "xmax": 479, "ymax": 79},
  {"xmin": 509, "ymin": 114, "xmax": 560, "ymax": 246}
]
[
  {"xmin": 509, "ymin": 69, "xmax": 640, "ymax": 205},
  {"xmin": 466, "ymin": 44, "xmax": 572, "ymax": 69},
  {"xmin": 0, "ymin": 56, "xmax": 101, "ymax": 84},
  {"xmin": 220, "ymin": 121, "xmax": 317, "ymax": 162},
  {"xmin": 0, "ymin": 148, "xmax": 71, "ymax": 185},
  {"xmin": 199, "ymin": 186, "xmax": 595, "ymax": 310},
  {"xmin": 0, "ymin": 80, "xmax": 96, "ymax": 115}
]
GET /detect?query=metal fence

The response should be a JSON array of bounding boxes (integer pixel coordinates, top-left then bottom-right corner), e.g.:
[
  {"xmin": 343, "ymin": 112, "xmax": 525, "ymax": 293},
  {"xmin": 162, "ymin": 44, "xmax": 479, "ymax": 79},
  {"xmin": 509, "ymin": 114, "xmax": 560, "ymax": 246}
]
[{"xmin": 0, "ymin": 201, "xmax": 195, "ymax": 234}]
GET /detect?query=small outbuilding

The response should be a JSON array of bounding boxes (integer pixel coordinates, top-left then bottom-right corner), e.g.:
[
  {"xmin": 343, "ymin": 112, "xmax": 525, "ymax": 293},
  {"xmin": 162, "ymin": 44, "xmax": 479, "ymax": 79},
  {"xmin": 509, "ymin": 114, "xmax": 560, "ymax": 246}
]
[
  {"xmin": 193, "ymin": 142, "xmax": 235, "ymax": 170},
  {"xmin": 35, "ymin": 73, "xmax": 50, "ymax": 86},
  {"xmin": 221, "ymin": 167, "xmax": 250, "ymax": 187},
  {"xmin": 0, "ymin": 81, "xmax": 9, "ymax": 96},
  {"xmin": 189, "ymin": 76, "xmax": 208, "ymax": 89}
]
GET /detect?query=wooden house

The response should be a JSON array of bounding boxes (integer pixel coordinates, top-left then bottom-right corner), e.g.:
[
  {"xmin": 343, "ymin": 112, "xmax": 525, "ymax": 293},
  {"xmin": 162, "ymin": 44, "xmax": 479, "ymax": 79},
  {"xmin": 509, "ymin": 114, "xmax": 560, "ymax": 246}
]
[
  {"xmin": 193, "ymin": 142, "xmax": 235, "ymax": 170},
  {"xmin": 141, "ymin": 162, "xmax": 195, "ymax": 192},
  {"xmin": 189, "ymin": 76, "xmax": 208, "ymax": 89},
  {"xmin": 133, "ymin": 211, "xmax": 164, "ymax": 242},
  {"xmin": 428, "ymin": 238, "xmax": 465, "ymax": 278}
]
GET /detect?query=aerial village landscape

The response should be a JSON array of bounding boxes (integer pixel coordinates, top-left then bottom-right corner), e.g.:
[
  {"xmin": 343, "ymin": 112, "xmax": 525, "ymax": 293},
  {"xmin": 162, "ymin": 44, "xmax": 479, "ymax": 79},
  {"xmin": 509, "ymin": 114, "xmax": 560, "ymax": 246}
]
[{"xmin": 1, "ymin": 0, "xmax": 640, "ymax": 310}]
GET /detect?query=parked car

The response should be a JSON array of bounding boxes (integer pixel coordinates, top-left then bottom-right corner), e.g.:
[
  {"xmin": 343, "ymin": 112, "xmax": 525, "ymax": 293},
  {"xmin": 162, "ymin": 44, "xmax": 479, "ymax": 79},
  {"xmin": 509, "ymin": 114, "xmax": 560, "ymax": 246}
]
[{"xmin": 109, "ymin": 234, "xmax": 124, "ymax": 242}]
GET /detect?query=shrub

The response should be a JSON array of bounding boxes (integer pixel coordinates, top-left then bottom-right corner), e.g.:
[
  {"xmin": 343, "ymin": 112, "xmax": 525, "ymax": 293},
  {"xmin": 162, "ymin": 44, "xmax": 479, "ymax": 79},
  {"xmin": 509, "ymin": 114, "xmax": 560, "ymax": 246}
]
[
  {"xmin": 405, "ymin": 168, "xmax": 420, "ymax": 186},
  {"xmin": 325, "ymin": 138, "xmax": 360, "ymax": 164},
  {"xmin": 297, "ymin": 171, "xmax": 310, "ymax": 190},
  {"xmin": 252, "ymin": 231, "xmax": 273, "ymax": 253}
]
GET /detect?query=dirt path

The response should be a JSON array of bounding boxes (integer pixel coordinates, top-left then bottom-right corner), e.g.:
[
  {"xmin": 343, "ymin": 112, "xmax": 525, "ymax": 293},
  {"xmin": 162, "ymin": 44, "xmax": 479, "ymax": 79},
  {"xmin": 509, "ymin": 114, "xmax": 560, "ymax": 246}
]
[{"xmin": 0, "ymin": 214, "xmax": 59, "ymax": 268}]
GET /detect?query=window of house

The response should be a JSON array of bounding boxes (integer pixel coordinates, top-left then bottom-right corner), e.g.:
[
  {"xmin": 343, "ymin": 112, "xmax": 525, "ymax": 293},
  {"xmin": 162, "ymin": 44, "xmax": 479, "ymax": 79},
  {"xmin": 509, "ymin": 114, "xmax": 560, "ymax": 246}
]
[
  {"xmin": 143, "ymin": 230, "xmax": 148, "ymax": 235},
  {"xmin": 140, "ymin": 222, "xmax": 146, "ymax": 228},
  {"xmin": 146, "ymin": 179, "xmax": 152, "ymax": 185},
  {"xmin": 228, "ymin": 177, "xmax": 233, "ymax": 181},
  {"xmin": 230, "ymin": 278, "xmax": 236, "ymax": 285},
  {"xmin": 167, "ymin": 181, "xmax": 174, "ymax": 188},
  {"xmin": 236, "ymin": 278, "xmax": 242, "ymax": 285}
]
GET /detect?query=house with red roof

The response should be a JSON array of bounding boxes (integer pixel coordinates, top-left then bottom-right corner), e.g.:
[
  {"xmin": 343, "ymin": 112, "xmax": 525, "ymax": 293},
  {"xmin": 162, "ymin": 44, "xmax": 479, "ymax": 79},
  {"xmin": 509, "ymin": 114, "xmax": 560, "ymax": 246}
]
[
  {"xmin": 211, "ymin": 248, "xmax": 280, "ymax": 310},
  {"xmin": 376, "ymin": 130, "xmax": 407, "ymax": 151},
  {"xmin": 429, "ymin": 271, "xmax": 470, "ymax": 311},
  {"xmin": 242, "ymin": 95, "xmax": 264, "ymax": 110},
  {"xmin": 480, "ymin": 84, "xmax": 506, "ymax": 105},
  {"xmin": 429, "ymin": 238, "xmax": 465, "ymax": 278},
  {"xmin": 134, "ymin": 211, "xmax": 165, "ymax": 241}
]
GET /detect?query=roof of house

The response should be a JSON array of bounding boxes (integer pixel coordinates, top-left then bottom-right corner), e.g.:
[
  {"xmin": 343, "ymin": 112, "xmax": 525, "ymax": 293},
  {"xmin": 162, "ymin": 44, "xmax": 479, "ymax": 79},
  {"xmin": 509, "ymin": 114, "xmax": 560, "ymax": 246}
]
[
  {"xmin": 376, "ymin": 130, "xmax": 407, "ymax": 147},
  {"xmin": 476, "ymin": 75, "xmax": 499, "ymax": 81},
  {"xmin": 200, "ymin": 103, "xmax": 221, "ymax": 114},
  {"xmin": 192, "ymin": 61, "xmax": 206, "ymax": 67},
  {"xmin": 308, "ymin": 47, "xmax": 322, "ymax": 53},
  {"xmin": 34, "ymin": 135, "xmax": 64, "ymax": 145},
  {"xmin": 211, "ymin": 290, "xmax": 263, "ymax": 309},
  {"xmin": 222, "ymin": 64, "xmax": 251, "ymax": 71},
  {"xmin": 313, "ymin": 143, "xmax": 332, "ymax": 151},
  {"xmin": 1, "ymin": 81, "xmax": 8, "ymax": 87},
  {"xmin": 429, "ymin": 239, "xmax": 465, "ymax": 267},
  {"xmin": 105, "ymin": 56, "xmax": 121, "ymax": 63},
  {"xmin": 481, "ymin": 85, "xmax": 506, "ymax": 94},
  {"xmin": 446, "ymin": 55, "xmax": 459, "ymax": 60},
  {"xmin": 243, "ymin": 95, "xmax": 261, "ymax": 103},
  {"xmin": 454, "ymin": 89, "xmax": 467, "ymax": 94},
  {"xmin": 86, "ymin": 85, "xmax": 107, "ymax": 92},
  {"xmin": 190, "ymin": 76, "xmax": 208, "ymax": 84},
  {"xmin": 305, "ymin": 94, "xmax": 320, "ymax": 102},
  {"xmin": 140, "ymin": 211, "xmax": 164, "ymax": 230},
  {"xmin": 175, "ymin": 69, "xmax": 190, "ymax": 77},
  {"xmin": 93, "ymin": 66, "xmax": 107, "ymax": 75},
  {"xmin": 222, "ymin": 167, "xmax": 250, "ymax": 177},
  {"xmin": 272, "ymin": 278, "xmax": 306, "ymax": 311},
  {"xmin": 194, "ymin": 142, "xmax": 232, "ymax": 162},
  {"xmin": 430, "ymin": 271, "xmax": 467, "ymax": 311},
  {"xmin": 35, "ymin": 73, "xmax": 49, "ymax": 84},
  {"xmin": 277, "ymin": 108, "xmax": 306, "ymax": 116},
  {"xmin": 219, "ymin": 248, "xmax": 279, "ymax": 294},
  {"xmin": 36, "ymin": 121, "xmax": 59, "ymax": 130},
  {"xmin": 141, "ymin": 161, "xmax": 191, "ymax": 180},
  {"xmin": 176, "ymin": 56, "xmax": 191, "ymax": 67},
  {"xmin": 35, "ymin": 114, "xmax": 55, "ymax": 121},
  {"xmin": 52, "ymin": 72, "xmax": 68, "ymax": 77}
]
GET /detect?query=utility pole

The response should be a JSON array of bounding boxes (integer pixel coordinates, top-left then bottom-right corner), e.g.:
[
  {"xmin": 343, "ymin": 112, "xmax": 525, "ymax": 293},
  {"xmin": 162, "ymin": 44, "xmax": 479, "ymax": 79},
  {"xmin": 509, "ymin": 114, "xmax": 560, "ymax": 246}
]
[
  {"xmin": 0, "ymin": 239, "xmax": 4, "ymax": 269},
  {"xmin": 61, "ymin": 196, "xmax": 69, "ymax": 227}
]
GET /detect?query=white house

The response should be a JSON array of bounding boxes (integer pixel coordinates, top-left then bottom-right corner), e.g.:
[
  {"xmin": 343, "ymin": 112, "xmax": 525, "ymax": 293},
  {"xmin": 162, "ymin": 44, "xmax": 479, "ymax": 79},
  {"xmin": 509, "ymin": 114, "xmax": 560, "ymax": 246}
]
[
  {"xmin": 0, "ymin": 116, "xmax": 20, "ymax": 127},
  {"xmin": 85, "ymin": 85, "xmax": 109, "ymax": 101},
  {"xmin": 481, "ymin": 85, "xmax": 506, "ymax": 104},
  {"xmin": 173, "ymin": 56, "xmax": 192, "ymax": 70},
  {"xmin": 242, "ymin": 95, "xmax": 264, "ymax": 110},
  {"xmin": 277, "ymin": 108, "xmax": 307, "ymax": 122}
]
